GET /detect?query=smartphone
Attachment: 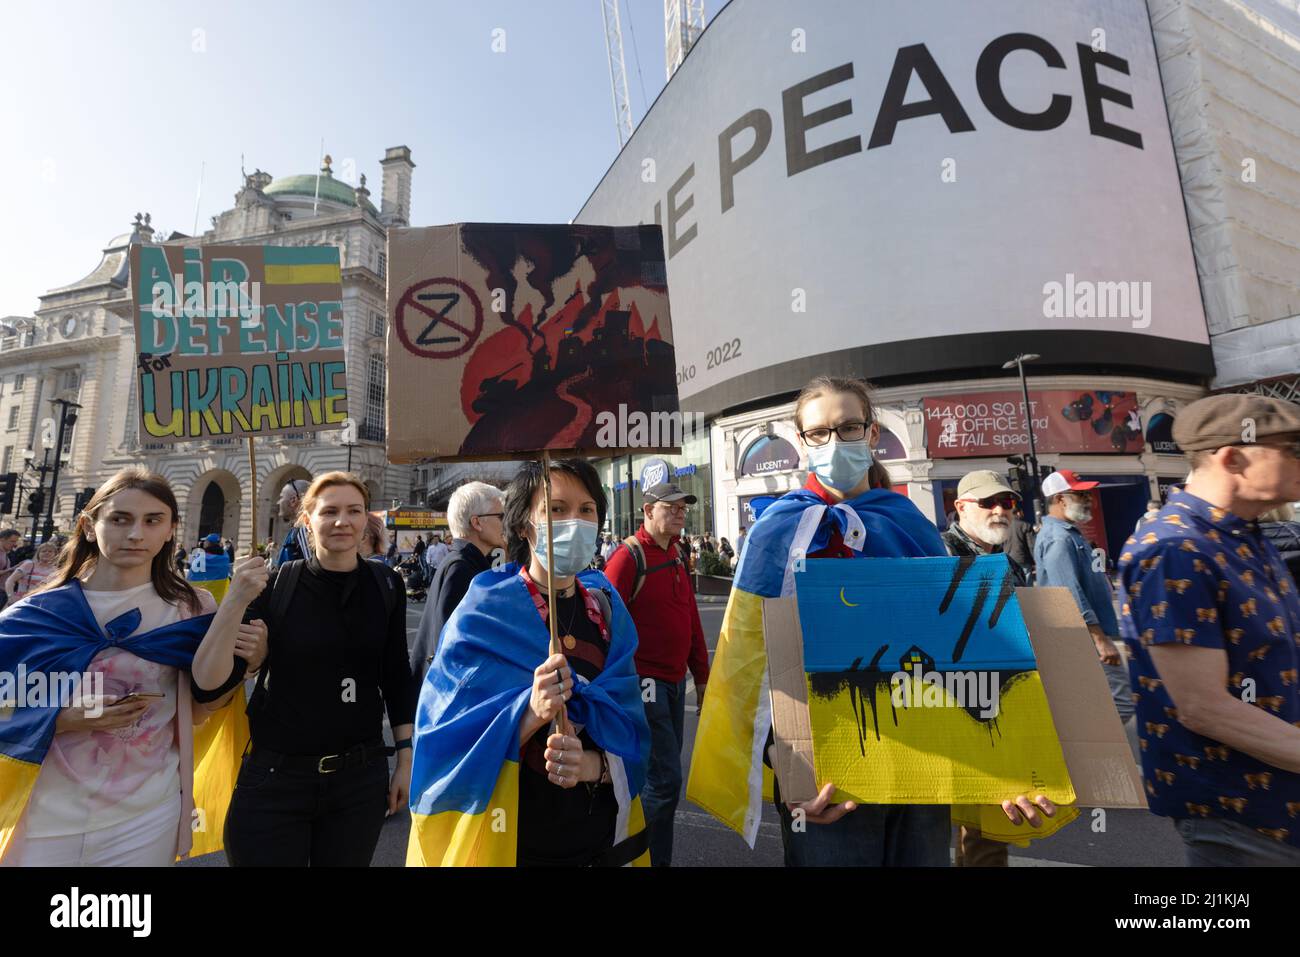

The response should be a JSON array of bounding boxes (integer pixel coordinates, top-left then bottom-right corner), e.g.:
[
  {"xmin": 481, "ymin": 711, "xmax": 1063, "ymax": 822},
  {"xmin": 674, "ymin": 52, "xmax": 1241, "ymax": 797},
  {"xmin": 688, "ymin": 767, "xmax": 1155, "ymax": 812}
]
[{"xmin": 113, "ymin": 691, "xmax": 165, "ymax": 707}]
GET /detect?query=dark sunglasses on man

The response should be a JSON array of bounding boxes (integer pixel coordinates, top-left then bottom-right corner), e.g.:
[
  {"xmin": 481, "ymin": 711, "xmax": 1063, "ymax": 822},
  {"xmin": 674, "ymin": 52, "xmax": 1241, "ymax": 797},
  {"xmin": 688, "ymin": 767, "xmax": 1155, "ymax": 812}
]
[{"xmin": 962, "ymin": 494, "xmax": 1018, "ymax": 511}]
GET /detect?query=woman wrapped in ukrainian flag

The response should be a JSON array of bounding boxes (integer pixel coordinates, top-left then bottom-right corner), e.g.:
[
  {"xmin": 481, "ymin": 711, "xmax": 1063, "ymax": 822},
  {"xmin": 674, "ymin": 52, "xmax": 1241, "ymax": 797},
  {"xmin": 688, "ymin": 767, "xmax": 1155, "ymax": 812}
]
[
  {"xmin": 408, "ymin": 458, "xmax": 651, "ymax": 867},
  {"xmin": 687, "ymin": 376, "xmax": 1069, "ymax": 866},
  {"xmin": 0, "ymin": 467, "xmax": 262, "ymax": 866}
]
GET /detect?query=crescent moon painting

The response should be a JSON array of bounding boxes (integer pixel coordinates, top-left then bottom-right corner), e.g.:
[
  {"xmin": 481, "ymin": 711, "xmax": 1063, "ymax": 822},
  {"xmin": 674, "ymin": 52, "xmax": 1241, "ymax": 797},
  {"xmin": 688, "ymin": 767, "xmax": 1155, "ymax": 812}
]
[{"xmin": 839, "ymin": 587, "xmax": 859, "ymax": 608}]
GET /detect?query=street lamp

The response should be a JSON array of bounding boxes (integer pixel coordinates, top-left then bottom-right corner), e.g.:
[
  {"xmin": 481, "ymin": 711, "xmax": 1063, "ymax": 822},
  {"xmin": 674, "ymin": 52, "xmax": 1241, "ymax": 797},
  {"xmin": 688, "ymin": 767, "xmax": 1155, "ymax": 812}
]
[
  {"xmin": 43, "ymin": 399, "xmax": 81, "ymax": 542},
  {"xmin": 1002, "ymin": 353, "xmax": 1042, "ymax": 520}
]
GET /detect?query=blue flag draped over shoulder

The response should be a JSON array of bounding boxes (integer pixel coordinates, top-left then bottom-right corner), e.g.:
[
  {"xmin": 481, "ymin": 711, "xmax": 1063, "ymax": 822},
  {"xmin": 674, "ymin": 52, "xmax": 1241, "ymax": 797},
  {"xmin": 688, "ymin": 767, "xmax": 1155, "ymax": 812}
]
[
  {"xmin": 686, "ymin": 487, "xmax": 948, "ymax": 845},
  {"xmin": 407, "ymin": 564, "xmax": 650, "ymax": 866},
  {"xmin": 0, "ymin": 582, "xmax": 215, "ymax": 860}
]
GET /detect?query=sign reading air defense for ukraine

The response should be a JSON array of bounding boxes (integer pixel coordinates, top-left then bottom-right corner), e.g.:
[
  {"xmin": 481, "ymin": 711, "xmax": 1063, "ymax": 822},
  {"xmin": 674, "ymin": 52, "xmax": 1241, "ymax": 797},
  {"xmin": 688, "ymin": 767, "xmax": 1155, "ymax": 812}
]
[
  {"xmin": 129, "ymin": 244, "xmax": 348, "ymax": 442},
  {"xmin": 775, "ymin": 555, "xmax": 1076, "ymax": 806}
]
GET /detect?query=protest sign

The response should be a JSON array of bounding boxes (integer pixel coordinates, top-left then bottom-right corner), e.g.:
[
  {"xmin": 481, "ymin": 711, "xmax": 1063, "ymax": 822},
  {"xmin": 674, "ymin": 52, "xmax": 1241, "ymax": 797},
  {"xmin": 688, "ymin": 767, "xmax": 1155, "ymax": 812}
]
[
  {"xmin": 129, "ymin": 244, "xmax": 348, "ymax": 443},
  {"xmin": 767, "ymin": 555, "xmax": 1145, "ymax": 812},
  {"xmin": 385, "ymin": 223, "xmax": 680, "ymax": 463}
]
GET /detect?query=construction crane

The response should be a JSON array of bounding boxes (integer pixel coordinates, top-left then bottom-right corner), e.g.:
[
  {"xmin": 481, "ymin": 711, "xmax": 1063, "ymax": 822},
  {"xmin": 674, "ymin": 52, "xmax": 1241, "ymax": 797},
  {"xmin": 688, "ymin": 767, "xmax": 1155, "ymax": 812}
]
[
  {"xmin": 600, "ymin": 0, "xmax": 635, "ymax": 149},
  {"xmin": 602, "ymin": 1, "xmax": 704, "ymax": 148},
  {"xmin": 664, "ymin": 0, "xmax": 704, "ymax": 80}
]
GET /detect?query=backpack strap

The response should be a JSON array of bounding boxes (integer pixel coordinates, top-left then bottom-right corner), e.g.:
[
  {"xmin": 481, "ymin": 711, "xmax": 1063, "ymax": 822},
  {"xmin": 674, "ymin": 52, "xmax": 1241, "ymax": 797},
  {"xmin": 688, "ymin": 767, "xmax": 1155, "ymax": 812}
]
[
  {"xmin": 589, "ymin": 585, "xmax": 613, "ymax": 631},
  {"xmin": 250, "ymin": 559, "xmax": 303, "ymax": 713},
  {"xmin": 625, "ymin": 535, "xmax": 688, "ymax": 602},
  {"xmin": 365, "ymin": 558, "xmax": 398, "ymax": 619},
  {"xmin": 621, "ymin": 536, "xmax": 647, "ymax": 601}
]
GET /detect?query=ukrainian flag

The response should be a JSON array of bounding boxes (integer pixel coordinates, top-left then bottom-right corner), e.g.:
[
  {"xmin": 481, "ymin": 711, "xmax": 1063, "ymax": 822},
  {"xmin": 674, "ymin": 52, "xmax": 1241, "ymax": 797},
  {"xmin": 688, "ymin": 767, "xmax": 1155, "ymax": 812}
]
[
  {"xmin": 0, "ymin": 581, "xmax": 244, "ymax": 862},
  {"xmin": 407, "ymin": 564, "xmax": 650, "ymax": 866},
  {"xmin": 262, "ymin": 245, "xmax": 341, "ymax": 286},
  {"xmin": 685, "ymin": 487, "xmax": 1076, "ymax": 848}
]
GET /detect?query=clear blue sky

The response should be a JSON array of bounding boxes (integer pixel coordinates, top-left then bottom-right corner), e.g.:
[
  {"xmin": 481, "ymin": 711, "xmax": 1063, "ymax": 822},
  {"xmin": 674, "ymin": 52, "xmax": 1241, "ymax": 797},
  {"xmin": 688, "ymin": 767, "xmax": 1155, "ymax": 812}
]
[{"xmin": 0, "ymin": 0, "xmax": 710, "ymax": 317}]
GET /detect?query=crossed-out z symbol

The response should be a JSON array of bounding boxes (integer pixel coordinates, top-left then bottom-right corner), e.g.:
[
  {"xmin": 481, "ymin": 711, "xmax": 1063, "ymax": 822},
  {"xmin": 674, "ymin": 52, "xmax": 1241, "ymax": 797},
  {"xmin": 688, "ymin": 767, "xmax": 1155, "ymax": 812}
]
[{"xmin": 416, "ymin": 291, "xmax": 463, "ymax": 345}]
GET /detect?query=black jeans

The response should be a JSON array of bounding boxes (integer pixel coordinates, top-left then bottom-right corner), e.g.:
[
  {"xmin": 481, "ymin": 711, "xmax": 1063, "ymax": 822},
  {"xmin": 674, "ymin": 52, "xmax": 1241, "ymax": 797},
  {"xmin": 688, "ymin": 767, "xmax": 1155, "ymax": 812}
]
[{"xmin": 224, "ymin": 750, "xmax": 389, "ymax": 866}]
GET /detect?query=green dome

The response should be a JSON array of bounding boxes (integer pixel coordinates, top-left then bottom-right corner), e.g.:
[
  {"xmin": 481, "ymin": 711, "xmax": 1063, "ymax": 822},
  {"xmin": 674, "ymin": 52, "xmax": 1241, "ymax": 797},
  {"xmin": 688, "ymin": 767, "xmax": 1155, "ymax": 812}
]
[{"xmin": 264, "ymin": 172, "xmax": 369, "ymax": 209}]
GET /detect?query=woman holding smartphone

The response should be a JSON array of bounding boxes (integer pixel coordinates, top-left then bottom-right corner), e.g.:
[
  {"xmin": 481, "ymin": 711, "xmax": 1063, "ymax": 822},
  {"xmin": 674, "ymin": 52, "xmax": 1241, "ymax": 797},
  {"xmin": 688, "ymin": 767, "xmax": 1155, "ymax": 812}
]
[
  {"xmin": 199, "ymin": 472, "xmax": 415, "ymax": 867},
  {"xmin": 0, "ymin": 467, "xmax": 264, "ymax": 866}
]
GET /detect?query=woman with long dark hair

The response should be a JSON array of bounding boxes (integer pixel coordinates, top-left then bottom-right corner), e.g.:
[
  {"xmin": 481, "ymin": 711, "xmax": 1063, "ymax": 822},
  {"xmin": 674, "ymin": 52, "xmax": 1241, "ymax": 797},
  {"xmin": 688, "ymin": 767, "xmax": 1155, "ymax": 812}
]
[
  {"xmin": 408, "ymin": 458, "xmax": 650, "ymax": 866},
  {"xmin": 0, "ymin": 467, "xmax": 263, "ymax": 866},
  {"xmin": 200, "ymin": 471, "xmax": 415, "ymax": 867}
]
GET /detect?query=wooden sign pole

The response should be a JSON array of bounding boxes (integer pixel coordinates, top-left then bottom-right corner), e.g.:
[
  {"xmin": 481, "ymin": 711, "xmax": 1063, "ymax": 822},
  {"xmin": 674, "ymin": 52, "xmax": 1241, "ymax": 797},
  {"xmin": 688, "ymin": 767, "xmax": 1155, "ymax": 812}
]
[
  {"xmin": 540, "ymin": 450, "xmax": 570, "ymax": 736},
  {"xmin": 247, "ymin": 436, "xmax": 259, "ymax": 557}
]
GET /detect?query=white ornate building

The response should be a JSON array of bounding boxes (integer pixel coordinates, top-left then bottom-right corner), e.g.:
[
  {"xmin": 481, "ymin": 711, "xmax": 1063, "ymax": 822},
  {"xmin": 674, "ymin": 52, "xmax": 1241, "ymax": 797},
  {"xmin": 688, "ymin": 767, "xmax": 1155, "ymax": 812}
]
[{"xmin": 0, "ymin": 146, "xmax": 418, "ymax": 549}]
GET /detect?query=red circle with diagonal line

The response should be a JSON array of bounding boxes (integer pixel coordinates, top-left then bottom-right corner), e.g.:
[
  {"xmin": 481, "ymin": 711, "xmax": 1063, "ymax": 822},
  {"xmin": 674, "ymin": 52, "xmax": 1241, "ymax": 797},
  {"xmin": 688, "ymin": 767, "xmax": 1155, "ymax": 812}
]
[{"xmin": 395, "ymin": 277, "xmax": 484, "ymax": 359}]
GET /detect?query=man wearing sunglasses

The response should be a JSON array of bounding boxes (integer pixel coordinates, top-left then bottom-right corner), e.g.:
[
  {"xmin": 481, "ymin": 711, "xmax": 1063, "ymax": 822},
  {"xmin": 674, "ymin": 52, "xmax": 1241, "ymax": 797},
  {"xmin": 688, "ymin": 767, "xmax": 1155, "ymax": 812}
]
[
  {"xmin": 942, "ymin": 470, "xmax": 1030, "ymax": 588},
  {"xmin": 1120, "ymin": 394, "xmax": 1300, "ymax": 866},
  {"xmin": 941, "ymin": 470, "xmax": 1028, "ymax": 867}
]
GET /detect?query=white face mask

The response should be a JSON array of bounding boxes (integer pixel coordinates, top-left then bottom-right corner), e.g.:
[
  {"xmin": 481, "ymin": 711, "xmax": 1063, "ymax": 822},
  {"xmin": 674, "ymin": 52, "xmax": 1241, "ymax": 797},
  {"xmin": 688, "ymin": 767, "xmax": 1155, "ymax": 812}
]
[{"xmin": 1063, "ymin": 498, "xmax": 1092, "ymax": 524}]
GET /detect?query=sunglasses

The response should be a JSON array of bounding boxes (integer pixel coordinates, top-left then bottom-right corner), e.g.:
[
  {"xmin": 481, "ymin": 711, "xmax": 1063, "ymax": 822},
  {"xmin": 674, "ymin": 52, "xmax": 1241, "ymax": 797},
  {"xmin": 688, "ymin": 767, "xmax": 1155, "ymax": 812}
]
[{"xmin": 962, "ymin": 495, "xmax": 1018, "ymax": 511}]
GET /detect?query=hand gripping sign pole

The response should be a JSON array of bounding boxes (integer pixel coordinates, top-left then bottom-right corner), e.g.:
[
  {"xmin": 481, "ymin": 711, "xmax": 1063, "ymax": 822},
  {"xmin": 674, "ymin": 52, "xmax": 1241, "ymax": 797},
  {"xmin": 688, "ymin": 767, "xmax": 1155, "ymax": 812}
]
[{"xmin": 541, "ymin": 450, "xmax": 572, "ymax": 737}]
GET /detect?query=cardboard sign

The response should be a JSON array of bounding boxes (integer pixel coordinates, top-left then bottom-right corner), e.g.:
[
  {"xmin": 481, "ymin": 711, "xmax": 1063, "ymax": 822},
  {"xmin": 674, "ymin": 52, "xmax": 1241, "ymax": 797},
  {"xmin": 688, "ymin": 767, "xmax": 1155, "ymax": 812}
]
[
  {"xmin": 129, "ymin": 244, "xmax": 348, "ymax": 443},
  {"xmin": 385, "ymin": 223, "xmax": 680, "ymax": 463},
  {"xmin": 767, "ymin": 555, "xmax": 1145, "ymax": 810},
  {"xmin": 924, "ymin": 390, "xmax": 1144, "ymax": 457}
]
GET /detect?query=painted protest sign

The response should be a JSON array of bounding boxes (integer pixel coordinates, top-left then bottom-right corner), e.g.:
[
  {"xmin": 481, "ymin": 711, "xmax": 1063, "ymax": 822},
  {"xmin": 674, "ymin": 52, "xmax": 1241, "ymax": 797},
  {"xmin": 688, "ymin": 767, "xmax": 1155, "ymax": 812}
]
[
  {"xmin": 129, "ymin": 244, "xmax": 348, "ymax": 443},
  {"xmin": 385, "ymin": 223, "xmax": 680, "ymax": 463},
  {"xmin": 766, "ymin": 555, "xmax": 1145, "ymax": 821}
]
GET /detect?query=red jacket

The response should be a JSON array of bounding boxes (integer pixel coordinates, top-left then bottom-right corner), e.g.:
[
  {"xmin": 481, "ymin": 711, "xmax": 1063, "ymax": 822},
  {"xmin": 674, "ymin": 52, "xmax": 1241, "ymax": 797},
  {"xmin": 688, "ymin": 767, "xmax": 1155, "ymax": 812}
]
[{"xmin": 604, "ymin": 525, "xmax": 710, "ymax": 685}]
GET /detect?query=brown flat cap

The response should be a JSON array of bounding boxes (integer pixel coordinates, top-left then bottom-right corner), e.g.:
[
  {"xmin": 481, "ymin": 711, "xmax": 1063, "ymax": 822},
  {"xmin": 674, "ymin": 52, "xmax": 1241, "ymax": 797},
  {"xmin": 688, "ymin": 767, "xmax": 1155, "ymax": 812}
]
[{"xmin": 1173, "ymin": 394, "xmax": 1300, "ymax": 451}]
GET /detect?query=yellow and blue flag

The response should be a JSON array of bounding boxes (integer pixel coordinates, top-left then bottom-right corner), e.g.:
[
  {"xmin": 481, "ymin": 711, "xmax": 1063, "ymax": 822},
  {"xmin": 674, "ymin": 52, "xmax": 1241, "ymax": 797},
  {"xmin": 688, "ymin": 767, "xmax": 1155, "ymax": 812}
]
[
  {"xmin": 686, "ymin": 487, "xmax": 1076, "ymax": 847},
  {"xmin": 0, "ymin": 581, "xmax": 243, "ymax": 862},
  {"xmin": 407, "ymin": 564, "xmax": 650, "ymax": 866}
]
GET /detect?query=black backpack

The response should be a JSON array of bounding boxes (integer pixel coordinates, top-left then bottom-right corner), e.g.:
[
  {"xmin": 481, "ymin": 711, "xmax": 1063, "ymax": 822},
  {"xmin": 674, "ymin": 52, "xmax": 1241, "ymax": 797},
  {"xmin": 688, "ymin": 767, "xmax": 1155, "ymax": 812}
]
[{"xmin": 618, "ymin": 535, "xmax": 690, "ymax": 601}]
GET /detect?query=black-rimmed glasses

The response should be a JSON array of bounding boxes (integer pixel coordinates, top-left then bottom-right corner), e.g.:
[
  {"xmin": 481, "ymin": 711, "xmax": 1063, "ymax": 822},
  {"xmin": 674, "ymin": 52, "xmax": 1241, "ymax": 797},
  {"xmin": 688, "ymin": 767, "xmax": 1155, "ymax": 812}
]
[{"xmin": 798, "ymin": 421, "xmax": 868, "ymax": 447}]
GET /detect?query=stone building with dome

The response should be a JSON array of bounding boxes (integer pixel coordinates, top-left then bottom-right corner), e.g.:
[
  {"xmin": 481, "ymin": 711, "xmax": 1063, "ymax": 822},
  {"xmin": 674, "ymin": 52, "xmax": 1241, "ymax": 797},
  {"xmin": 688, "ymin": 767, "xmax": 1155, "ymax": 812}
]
[{"xmin": 0, "ymin": 145, "xmax": 418, "ymax": 551}]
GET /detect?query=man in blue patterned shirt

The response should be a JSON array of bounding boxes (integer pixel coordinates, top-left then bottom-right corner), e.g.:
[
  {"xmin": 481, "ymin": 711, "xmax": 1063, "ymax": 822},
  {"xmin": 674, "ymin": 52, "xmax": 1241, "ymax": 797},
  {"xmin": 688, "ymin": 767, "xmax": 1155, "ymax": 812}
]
[{"xmin": 1120, "ymin": 394, "xmax": 1300, "ymax": 866}]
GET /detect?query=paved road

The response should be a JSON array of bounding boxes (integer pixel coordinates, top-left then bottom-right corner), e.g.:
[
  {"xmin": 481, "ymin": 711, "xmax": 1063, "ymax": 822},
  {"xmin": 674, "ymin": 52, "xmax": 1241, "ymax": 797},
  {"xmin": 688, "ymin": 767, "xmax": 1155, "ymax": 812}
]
[{"xmin": 184, "ymin": 597, "xmax": 1184, "ymax": 867}]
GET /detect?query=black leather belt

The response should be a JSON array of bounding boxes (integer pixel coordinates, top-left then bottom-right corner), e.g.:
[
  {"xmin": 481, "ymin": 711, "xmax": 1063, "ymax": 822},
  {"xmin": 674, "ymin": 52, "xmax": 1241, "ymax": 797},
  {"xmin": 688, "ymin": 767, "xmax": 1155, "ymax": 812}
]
[{"xmin": 250, "ymin": 741, "xmax": 391, "ymax": 775}]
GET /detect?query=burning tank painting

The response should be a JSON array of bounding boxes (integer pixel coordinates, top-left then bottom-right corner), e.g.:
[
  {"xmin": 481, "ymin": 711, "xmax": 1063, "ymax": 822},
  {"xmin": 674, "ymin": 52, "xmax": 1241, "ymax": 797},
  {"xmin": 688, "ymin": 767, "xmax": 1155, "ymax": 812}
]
[{"xmin": 386, "ymin": 223, "xmax": 679, "ymax": 462}]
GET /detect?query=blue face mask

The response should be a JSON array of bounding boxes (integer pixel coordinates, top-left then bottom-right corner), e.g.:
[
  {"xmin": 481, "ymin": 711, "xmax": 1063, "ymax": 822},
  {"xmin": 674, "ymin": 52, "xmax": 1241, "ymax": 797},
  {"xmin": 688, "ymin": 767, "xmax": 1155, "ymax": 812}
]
[
  {"xmin": 806, "ymin": 439, "xmax": 875, "ymax": 492},
  {"xmin": 533, "ymin": 518, "xmax": 599, "ymax": 578}
]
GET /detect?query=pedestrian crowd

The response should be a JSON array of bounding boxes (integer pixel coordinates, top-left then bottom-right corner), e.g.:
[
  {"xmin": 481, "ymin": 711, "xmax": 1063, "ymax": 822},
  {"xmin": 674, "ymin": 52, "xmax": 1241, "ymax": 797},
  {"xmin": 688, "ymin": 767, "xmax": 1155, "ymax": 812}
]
[{"xmin": 1, "ymin": 376, "xmax": 1298, "ymax": 870}]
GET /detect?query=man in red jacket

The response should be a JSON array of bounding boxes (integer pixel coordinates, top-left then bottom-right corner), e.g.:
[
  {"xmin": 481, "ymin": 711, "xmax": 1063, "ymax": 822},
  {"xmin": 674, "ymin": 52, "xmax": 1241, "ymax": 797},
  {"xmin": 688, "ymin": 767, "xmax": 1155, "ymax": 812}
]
[{"xmin": 605, "ymin": 482, "xmax": 710, "ymax": 866}]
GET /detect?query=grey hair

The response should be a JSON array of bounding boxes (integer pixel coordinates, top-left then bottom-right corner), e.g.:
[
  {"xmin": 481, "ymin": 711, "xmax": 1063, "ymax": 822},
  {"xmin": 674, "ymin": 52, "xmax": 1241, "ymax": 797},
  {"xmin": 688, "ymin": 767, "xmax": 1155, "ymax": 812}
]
[
  {"xmin": 279, "ymin": 479, "xmax": 310, "ymax": 503},
  {"xmin": 447, "ymin": 481, "xmax": 503, "ymax": 539}
]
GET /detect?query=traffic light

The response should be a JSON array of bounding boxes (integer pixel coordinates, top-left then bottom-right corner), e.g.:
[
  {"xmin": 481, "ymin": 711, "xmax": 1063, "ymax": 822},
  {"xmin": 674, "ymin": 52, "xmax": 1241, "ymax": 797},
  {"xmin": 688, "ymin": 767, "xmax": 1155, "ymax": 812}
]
[
  {"xmin": 73, "ymin": 486, "xmax": 96, "ymax": 514},
  {"xmin": 26, "ymin": 489, "xmax": 44, "ymax": 517},
  {"xmin": 1004, "ymin": 456, "xmax": 1026, "ymax": 498},
  {"xmin": 0, "ymin": 473, "xmax": 15, "ymax": 514}
]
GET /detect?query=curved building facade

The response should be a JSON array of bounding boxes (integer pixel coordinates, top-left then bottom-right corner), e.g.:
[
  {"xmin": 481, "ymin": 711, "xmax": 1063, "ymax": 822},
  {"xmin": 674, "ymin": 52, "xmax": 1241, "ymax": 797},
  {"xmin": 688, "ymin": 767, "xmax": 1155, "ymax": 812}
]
[{"xmin": 577, "ymin": 0, "xmax": 1300, "ymax": 555}]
